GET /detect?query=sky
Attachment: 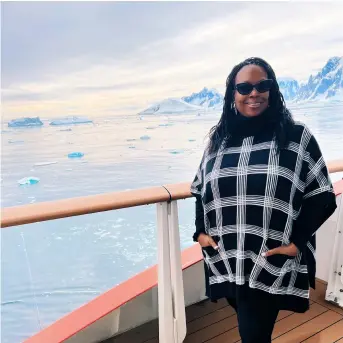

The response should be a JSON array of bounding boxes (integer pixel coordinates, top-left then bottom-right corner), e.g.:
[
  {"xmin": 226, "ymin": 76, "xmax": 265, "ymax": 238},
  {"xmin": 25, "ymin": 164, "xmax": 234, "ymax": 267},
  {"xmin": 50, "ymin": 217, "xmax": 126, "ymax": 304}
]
[{"xmin": 1, "ymin": 1, "xmax": 343, "ymax": 119}]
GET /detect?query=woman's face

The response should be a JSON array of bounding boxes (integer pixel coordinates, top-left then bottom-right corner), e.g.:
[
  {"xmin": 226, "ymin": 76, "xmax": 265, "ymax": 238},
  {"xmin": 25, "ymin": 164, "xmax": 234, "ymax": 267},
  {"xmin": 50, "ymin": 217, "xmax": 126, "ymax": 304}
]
[{"xmin": 234, "ymin": 64, "xmax": 270, "ymax": 117}]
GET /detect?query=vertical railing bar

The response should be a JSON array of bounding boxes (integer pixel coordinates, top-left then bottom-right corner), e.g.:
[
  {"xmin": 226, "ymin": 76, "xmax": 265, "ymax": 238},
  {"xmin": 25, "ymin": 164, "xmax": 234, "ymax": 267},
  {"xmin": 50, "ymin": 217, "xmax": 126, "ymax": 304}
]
[
  {"xmin": 326, "ymin": 195, "xmax": 343, "ymax": 306},
  {"xmin": 168, "ymin": 200, "xmax": 187, "ymax": 342},
  {"xmin": 156, "ymin": 202, "xmax": 175, "ymax": 343}
]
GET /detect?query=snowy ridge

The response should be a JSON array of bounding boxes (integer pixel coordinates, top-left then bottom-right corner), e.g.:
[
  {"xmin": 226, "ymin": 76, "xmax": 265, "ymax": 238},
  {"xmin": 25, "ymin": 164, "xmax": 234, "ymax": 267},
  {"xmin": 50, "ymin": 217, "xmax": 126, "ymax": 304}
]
[
  {"xmin": 182, "ymin": 87, "xmax": 223, "ymax": 108},
  {"xmin": 139, "ymin": 56, "xmax": 343, "ymax": 115},
  {"xmin": 278, "ymin": 78, "xmax": 300, "ymax": 101},
  {"xmin": 295, "ymin": 56, "xmax": 343, "ymax": 102},
  {"xmin": 138, "ymin": 98, "xmax": 202, "ymax": 115}
]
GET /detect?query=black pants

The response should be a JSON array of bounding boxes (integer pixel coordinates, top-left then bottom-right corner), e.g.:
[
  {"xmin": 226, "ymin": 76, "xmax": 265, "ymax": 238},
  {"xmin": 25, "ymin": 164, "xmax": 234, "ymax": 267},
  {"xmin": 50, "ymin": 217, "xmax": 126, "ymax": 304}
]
[{"xmin": 226, "ymin": 297, "xmax": 279, "ymax": 343}]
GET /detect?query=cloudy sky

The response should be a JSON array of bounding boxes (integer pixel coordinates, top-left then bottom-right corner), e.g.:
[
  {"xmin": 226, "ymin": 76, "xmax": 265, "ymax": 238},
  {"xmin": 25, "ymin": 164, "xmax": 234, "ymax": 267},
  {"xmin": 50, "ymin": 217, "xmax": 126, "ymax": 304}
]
[{"xmin": 1, "ymin": 1, "xmax": 342, "ymax": 119}]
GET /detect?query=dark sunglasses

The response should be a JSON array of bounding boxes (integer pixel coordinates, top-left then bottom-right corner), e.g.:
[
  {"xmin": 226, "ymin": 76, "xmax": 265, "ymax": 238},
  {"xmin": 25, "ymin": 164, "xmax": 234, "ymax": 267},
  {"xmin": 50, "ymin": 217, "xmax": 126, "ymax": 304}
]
[{"xmin": 235, "ymin": 79, "xmax": 273, "ymax": 95}]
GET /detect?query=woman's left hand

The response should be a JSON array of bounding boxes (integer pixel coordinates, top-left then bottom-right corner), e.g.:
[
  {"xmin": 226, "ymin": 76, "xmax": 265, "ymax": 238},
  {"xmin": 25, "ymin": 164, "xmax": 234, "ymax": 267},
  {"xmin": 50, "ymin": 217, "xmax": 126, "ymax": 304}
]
[{"xmin": 262, "ymin": 243, "xmax": 299, "ymax": 257}]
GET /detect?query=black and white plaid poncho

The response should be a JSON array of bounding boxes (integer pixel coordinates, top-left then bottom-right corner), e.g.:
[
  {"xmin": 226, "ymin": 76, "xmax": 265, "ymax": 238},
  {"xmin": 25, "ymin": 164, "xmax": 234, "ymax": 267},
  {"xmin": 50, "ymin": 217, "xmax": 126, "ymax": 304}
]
[{"xmin": 191, "ymin": 119, "xmax": 336, "ymax": 312}]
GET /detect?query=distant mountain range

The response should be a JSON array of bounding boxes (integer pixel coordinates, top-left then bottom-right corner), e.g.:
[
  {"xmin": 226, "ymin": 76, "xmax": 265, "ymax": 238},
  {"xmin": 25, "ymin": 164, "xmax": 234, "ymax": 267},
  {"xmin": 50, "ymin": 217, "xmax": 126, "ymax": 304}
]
[
  {"xmin": 182, "ymin": 87, "xmax": 223, "ymax": 108},
  {"xmin": 279, "ymin": 56, "xmax": 342, "ymax": 102},
  {"xmin": 139, "ymin": 56, "xmax": 343, "ymax": 115}
]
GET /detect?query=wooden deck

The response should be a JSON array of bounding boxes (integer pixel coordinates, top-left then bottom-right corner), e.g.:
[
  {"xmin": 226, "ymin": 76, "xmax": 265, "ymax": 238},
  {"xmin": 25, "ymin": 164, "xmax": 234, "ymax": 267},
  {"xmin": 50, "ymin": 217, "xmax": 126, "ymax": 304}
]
[{"xmin": 106, "ymin": 280, "xmax": 343, "ymax": 343}]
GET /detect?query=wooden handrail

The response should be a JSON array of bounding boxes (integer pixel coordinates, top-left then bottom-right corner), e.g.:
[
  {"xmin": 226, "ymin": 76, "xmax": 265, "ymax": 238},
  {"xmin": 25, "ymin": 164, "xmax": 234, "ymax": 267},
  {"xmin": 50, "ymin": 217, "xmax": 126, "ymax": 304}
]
[
  {"xmin": 1, "ymin": 186, "xmax": 170, "ymax": 228},
  {"xmin": 327, "ymin": 159, "xmax": 343, "ymax": 174},
  {"xmin": 1, "ymin": 159, "xmax": 343, "ymax": 228}
]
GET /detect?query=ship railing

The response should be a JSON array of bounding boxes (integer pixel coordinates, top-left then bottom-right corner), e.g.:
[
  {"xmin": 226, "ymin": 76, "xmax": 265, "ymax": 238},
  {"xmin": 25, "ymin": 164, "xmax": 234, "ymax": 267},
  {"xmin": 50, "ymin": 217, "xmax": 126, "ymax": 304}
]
[{"xmin": 2, "ymin": 159, "xmax": 343, "ymax": 343}]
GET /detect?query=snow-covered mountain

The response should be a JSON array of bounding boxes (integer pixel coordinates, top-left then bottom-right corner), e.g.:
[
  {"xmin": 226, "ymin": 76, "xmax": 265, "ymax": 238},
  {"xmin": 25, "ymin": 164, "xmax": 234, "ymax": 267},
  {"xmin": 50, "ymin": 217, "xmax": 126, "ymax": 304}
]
[
  {"xmin": 278, "ymin": 78, "xmax": 299, "ymax": 101},
  {"xmin": 138, "ymin": 56, "xmax": 343, "ymax": 115},
  {"xmin": 138, "ymin": 98, "xmax": 202, "ymax": 115},
  {"xmin": 138, "ymin": 88, "xmax": 223, "ymax": 115},
  {"xmin": 295, "ymin": 56, "xmax": 343, "ymax": 102},
  {"xmin": 182, "ymin": 87, "xmax": 223, "ymax": 108}
]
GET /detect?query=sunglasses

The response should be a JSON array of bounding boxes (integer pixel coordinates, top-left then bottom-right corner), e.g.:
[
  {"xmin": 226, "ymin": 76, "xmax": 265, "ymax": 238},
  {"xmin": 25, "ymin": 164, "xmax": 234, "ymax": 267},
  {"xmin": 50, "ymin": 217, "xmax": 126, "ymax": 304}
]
[{"xmin": 235, "ymin": 79, "xmax": 273, "ymax": 95}]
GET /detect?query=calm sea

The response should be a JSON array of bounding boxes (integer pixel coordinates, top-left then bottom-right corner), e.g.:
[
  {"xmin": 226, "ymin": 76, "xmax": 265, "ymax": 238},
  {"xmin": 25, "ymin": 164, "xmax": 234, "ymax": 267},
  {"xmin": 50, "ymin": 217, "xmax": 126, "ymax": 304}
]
[{"xmin": 1, "ymin": 102, "xmax": 343, "ymax": 342}]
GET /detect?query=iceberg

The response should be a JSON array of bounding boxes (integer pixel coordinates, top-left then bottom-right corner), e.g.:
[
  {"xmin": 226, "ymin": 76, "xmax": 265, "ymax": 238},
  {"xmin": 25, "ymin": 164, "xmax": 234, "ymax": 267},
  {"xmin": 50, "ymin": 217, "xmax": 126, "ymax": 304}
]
[
  {"xmin": 8, "ymin": 139, "xmax": 25, "ymax": 144},
  {"xmin": 68, "ymin": 152, "xmax": 84, "ymax": 158},
  {"xmin": 140, "ymin": 135, "xmax": 151, "ymax": 141},
  {"xmin": 169, "ymin": 149, "xmax": 183, "ymax": 154},
  {"xmin": 18, "ymin": 177, "xmax": 40, "ymax": 185},
  {"xmin": 8, "ymin": 117, "xmax": 43, "ymax": 128},
  {"xmin": 49, "ymin": 116, "xmax": 93, "ymax": 126}
]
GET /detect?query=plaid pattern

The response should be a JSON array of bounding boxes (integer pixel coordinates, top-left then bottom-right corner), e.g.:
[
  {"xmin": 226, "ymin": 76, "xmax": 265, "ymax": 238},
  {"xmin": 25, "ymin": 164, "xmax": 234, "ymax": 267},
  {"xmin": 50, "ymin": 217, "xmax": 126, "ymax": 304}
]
[{"xmin": 191, "ymin": 122, "xmax": 334, "ymax": 299}]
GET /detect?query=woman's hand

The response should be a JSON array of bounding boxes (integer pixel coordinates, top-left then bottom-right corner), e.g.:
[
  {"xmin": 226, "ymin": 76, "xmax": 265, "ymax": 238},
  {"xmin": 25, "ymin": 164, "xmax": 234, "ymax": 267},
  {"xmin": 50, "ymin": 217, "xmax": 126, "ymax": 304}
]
[
  {"xmin": 197, "ymin": 233, "xmax": 219, "ymax": 250},
  {"xmin": 262, "ymin": 243, "xmax": 299, "ymax": 257}
]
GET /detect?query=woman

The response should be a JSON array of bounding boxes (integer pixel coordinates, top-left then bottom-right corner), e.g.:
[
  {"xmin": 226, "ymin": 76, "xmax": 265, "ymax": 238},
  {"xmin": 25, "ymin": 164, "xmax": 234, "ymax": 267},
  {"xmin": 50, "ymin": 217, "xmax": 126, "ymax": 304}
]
[{"xmin": 190, "ymin": 57, "xmax": 337, "ymax": 343}]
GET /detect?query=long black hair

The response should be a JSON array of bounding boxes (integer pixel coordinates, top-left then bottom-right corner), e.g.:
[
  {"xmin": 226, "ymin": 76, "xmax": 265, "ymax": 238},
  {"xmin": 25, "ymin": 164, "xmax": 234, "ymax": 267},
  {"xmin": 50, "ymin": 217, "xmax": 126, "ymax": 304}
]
[{"xmin": 208, "ymin": 57, "xmax": 294, "ymax": 153}]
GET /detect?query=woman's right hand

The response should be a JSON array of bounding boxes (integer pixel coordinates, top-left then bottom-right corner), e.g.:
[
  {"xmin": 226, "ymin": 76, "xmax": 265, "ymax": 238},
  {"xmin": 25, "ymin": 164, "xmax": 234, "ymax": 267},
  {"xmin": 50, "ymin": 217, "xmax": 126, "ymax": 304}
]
[{"xmin": 197, "ymin": 233, "xmax": 219, "ymax": 250}]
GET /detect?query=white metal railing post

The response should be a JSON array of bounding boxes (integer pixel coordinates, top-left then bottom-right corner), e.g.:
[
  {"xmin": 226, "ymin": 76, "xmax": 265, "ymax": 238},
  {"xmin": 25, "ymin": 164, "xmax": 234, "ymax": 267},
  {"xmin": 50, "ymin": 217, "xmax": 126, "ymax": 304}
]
[
  {"xmin": 326, "ymin": 194, "xmax": 343, "ymax": 308},
  {"xmin": 168, "ymin": 200, "xmax": 187, "ymax": 342},
  {"xmin": 156, "ymin": 202, "xmax": 175, "ymax": 343},
  {"xmin": 156, "ymin": 200, "xmax": 187, "ymax": 343}
]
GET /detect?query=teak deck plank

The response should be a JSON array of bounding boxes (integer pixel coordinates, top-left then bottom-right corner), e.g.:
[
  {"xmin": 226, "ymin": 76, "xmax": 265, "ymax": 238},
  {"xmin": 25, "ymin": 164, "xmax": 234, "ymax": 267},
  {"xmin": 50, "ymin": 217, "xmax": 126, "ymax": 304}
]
[{"xmin": 107, "ymin": 280, "xmax": 343, "ymax": 343}]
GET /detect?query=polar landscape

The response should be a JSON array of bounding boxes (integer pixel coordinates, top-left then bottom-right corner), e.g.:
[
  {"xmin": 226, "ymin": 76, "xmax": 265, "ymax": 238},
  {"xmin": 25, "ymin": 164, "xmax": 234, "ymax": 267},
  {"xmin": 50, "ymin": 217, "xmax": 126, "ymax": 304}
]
[{"xmin": 138, "ymin": 56, "xmax": 343, "ymax": 116}]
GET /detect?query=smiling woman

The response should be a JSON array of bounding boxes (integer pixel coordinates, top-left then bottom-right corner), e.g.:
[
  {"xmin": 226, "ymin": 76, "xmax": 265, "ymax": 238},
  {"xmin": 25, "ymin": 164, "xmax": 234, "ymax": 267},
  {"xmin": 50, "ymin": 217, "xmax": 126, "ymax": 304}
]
[
  {"xmin": 191, "ymin": 57, "xmax": 337, "ymax": 343},
  {"xmin": 234, "ymin": 65, "xmax": 271, "ymax": 116}
]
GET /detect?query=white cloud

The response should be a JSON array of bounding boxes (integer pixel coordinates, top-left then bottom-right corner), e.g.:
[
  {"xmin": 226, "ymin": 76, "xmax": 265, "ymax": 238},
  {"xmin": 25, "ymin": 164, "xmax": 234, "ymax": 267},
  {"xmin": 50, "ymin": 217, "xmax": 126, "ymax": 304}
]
[{"xmin": 2, "ymin": 2, "xmax": 342, "ymax": 118}]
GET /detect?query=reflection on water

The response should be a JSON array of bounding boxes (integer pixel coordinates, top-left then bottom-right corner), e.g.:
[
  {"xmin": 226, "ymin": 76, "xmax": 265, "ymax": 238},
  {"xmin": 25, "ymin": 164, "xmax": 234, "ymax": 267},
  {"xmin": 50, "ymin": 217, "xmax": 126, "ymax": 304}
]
[{"xmin": 1, "ymin": 103, "xmax": 343, "ymax": 342}]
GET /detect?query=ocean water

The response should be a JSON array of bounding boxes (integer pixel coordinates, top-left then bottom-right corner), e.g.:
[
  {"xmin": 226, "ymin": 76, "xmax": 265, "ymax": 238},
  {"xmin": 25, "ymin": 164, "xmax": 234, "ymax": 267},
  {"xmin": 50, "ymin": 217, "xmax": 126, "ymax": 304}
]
[{"xmin": 1, "ymin": 103, "xmax": 343, "ymax": 342}]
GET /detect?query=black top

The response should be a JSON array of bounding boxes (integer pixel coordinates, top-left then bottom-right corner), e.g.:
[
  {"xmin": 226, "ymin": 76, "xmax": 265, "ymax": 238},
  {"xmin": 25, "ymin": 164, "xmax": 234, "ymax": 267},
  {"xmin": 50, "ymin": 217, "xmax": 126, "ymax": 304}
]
[{"xmin": 191, "ymin": 110, "xmax": 337, "ymax": 313}]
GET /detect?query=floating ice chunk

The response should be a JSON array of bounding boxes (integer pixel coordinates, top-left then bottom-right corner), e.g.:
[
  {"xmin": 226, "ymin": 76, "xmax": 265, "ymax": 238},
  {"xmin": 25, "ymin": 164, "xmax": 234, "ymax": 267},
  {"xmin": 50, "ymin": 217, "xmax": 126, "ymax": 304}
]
[
  {"xmin": 146, "ymin": 126, "xmax": 156, "ymax": 130},
  {"xmin": 34, "ymin": 161, "xmax": 58, "ymax": 167},
  {"xmin": 8, "ymin": 117, "xmax": 43, "ymax": 127},
  {"xmin": 158, "ymin": 123, "xmax": 173, "ymax": 127},
  {"xmin": 8, "ymin": 139, "xmax": 25, "ymax": 144},
  {"xmin": 126, "ymin": 138, "xmax": 136, "ymax": 142},
  {"xmin": 50, "ymin": 116, "xmax": 93, "ymax": 126},
  {"xmin": 59, "ymin": 128, "xmax": 72, "ymax": 132},
  {"xmin": 68, "ymin": 152, "xmax": 84, "ymax": 158},
  {"xmin": 18, "ymin": 177, "xmax": 40, "ymax": 185},
  {"xmin": 128, "ymin": 146, "xmax": 136, "ymax": 149},
  {"xmin": 140, "ymin": 135, "xmax": 151, "ymax": 140},
  {"xmin": 169, "ymin": 149, "xmax": 183, "ymax": 154}
]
